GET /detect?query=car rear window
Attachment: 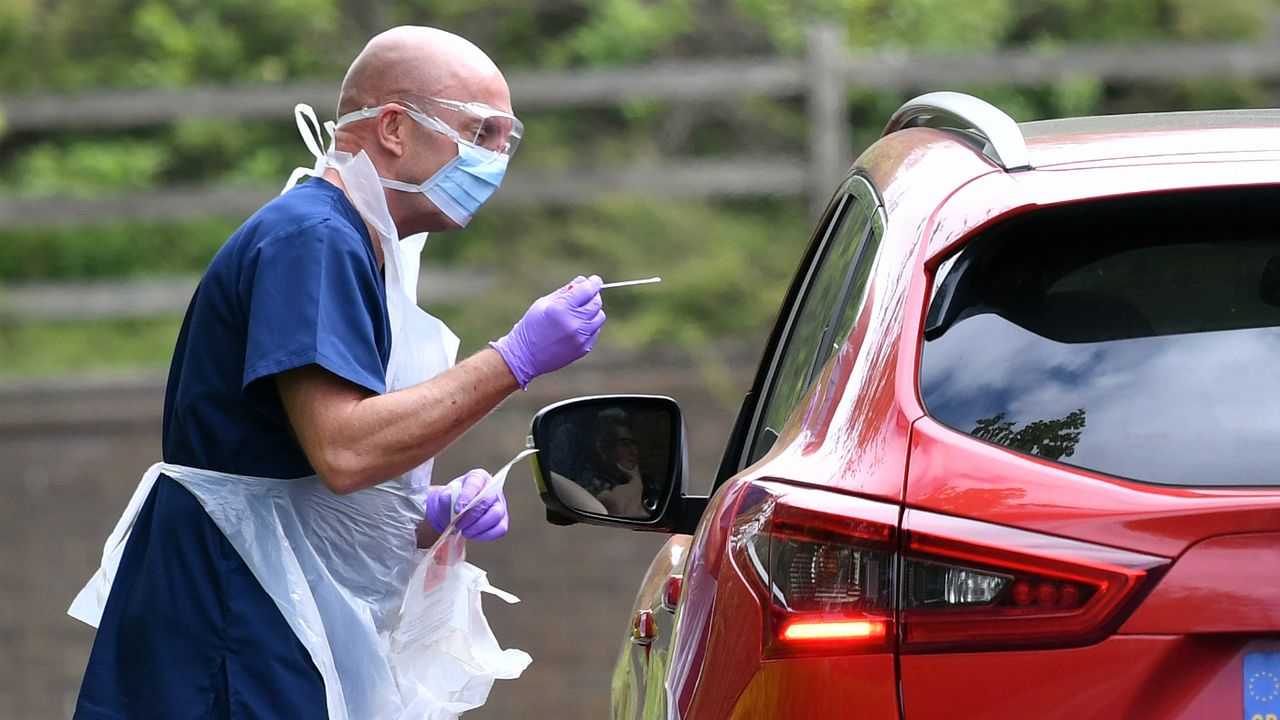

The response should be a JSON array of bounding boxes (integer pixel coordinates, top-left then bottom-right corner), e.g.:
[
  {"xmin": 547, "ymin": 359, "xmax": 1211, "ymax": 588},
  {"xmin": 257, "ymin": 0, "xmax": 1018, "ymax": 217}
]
[{"xmin": 920, "ymin": 187, "xmax": 1280, "ymax": 487}]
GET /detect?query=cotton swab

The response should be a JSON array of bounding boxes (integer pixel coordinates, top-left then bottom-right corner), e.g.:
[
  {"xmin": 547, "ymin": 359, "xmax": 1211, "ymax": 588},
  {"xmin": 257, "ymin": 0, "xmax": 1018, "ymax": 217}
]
[{"xmin": 600, "ymin": 277, "xmax": 662, "ymax": 289}]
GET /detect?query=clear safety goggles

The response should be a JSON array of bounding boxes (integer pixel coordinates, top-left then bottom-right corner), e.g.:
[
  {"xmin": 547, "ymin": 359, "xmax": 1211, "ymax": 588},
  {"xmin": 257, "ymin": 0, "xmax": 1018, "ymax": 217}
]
[{"xmin": 336, "ymin": 95, "xmax": 523, "ymax": 160}]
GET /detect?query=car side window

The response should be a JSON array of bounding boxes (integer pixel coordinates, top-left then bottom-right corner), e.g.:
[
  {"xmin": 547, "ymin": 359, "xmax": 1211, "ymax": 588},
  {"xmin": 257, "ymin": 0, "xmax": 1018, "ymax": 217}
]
[{"xmin": 745, "ymin": 176, "xmax": 883, "ymax": 465}]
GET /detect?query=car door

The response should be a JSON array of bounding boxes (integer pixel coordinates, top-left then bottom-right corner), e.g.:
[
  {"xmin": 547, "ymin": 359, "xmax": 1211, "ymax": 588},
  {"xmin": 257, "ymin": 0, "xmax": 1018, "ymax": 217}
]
[
  {"xmin": 608, "ymin": 173, "xmax": 887, "ymax": 720},
  {"xmin": 902, "ymin": 180, "xmax": 1280, "ymax": 719},
  {"xmin": 722, "ymin": 173, "xmax": 885, "ymax": 482}
]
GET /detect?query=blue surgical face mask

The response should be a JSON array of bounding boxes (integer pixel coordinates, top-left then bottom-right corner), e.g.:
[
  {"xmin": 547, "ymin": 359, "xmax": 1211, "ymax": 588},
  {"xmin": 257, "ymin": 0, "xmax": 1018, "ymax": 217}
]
[
  {"xmin": 379, "ymin": 141, "xmax": 508, "ymax": 228},
  {"xmin": 334, "ymin": 102, "xmax": 517, "ymax": 228}
]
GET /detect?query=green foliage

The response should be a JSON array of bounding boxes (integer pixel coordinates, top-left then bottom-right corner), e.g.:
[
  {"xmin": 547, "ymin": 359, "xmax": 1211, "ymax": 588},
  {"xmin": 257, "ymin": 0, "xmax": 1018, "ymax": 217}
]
[
  {"xmin": 733, "ymin": 0, "xmax": 1015, "ymax": 52},
  {"xmin": 3, "ymin": 0, "xmax": 1277, "ymax": 87},
  {"xmin": 0, "ymin": 196, "xmax": 806, "ymax": 376},
  {"xmin": 3, "ymin": 138, "xmax": 168, "ymax": 198},
  {"xmin": 431, "ymin": 196, "xmax": 808, "ymax": 354},
  {"xmin": 0, "ymin": 0, "xmax": 347, "ymax": 91},
  {"xmin": 554, "ymin": 0, "xmax": 694, "ymax": 66},
  {"xmin": 2, "ymin": 121, "xmax": 305, "ymax": 199},
  {"xmin": 1171, "ymin": 0, "xmax": 1275, "ymax": 39},
  {"xmin": 2, "ymin": 0, "xmax": 1280, "ymax": 377},
  {"xmin": 0, "ymin": 219, "xmax": 237, "ymax": 281},
  {"xmin": 166, "ymin": 120, "xmax": 303, "ymax": 185},
  {"xmin": 0, "ymin": 315, "xmax": 182, "ymax": 375},
  {"xmin": 1008, "ymin": 0, "xmax": 1275, "ymax": 44}
]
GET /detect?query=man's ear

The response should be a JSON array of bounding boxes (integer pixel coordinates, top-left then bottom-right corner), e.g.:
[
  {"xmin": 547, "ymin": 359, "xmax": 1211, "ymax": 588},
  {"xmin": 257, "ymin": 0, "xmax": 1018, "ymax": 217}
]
[{"xmin": 375, "ymin": 107, "xmax": 407, "ymax": 158}]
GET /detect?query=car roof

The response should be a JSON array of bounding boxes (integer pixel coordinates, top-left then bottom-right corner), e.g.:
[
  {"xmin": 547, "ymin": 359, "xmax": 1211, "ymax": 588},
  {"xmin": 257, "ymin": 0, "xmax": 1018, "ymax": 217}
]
[
  {"xmin": 1019, "ymin": 109, "xmax": 1280, "ymax": 167},
  {"xmin": 880, "ymin": 95, "xmax": 1280, "ymax": 176},
  {"xmin": 863, "ymin": 96, "xmax": 1280, "ymax": 232},
  {"xmin": 865, "ymin": 96, "xmax": 1280, "ymax": 263},
  {"xmin": 1020, "ymin": 108, "xmax": 1280, "ymax": 138}
]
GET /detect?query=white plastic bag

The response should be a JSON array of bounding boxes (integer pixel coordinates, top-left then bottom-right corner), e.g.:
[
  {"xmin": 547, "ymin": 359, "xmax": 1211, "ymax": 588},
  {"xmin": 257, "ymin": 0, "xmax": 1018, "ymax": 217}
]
[{"xmin": 391, "ymin": 449, "xmax": 536, "ymax": 720}]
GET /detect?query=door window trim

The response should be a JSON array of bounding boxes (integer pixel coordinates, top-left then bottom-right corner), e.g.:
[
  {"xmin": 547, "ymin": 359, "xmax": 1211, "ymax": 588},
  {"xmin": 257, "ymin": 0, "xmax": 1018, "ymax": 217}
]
[{"xmin": 725, "ymin": 173, "xmax": 886, "ymax": 477}]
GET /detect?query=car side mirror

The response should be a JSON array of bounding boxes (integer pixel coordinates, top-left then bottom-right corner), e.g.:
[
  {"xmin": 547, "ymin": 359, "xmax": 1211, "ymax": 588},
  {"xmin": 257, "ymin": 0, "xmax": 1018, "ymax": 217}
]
[{"xmin": 529, "ymin": 395, "xmax": 704, "ymax": 532}]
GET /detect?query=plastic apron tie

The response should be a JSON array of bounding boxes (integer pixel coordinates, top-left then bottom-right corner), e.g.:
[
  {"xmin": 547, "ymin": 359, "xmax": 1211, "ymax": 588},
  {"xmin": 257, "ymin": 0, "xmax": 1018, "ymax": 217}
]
[{"xmin": 70, "ymin": 103, "xmax": 529, "ymax": 720}]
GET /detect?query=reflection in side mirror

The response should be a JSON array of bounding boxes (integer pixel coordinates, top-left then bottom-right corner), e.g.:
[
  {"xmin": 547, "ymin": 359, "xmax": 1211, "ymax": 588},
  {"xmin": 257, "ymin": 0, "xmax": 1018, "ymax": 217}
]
[{"xmin": 531, "ymin": 395, "xmax": 683, "ymax": 526}]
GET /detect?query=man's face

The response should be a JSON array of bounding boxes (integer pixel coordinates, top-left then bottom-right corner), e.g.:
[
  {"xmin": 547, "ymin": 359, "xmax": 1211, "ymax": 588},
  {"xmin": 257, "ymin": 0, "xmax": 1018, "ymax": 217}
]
[
  {"xmin": 393, "ymin": 76, "xmax": 514, "ymax": 234},
  {"xmin": 396, "ymin": 112, "xmax": 462, "ymax": 230},
  {"xmin": 598, "ymin": 426, "xmax": 639, "ymax": 472}
]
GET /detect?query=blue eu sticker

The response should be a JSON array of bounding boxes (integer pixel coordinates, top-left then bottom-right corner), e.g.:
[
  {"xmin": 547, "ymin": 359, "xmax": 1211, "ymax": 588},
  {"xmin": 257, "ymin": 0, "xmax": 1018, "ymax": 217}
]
[{"xmin": 1245, "ymin": 653, "xmax": 1280, "ymax": 720}]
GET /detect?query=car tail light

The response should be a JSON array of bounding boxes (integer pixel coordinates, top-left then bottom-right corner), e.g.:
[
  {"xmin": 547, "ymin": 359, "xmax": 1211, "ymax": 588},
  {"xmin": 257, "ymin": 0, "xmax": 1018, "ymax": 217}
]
[
  {"xmin": 728, "ymin": 481, "xmax": 1168, "ymax": 657},
  {"xmin": 899, "ymin": 510, "xmax": 1167, "ymax": 653},
  {"xmin": 729, "ymin": 483, "xmax": 898, "ymax": 658},
  {"xmin": 780, "ymin": 618, "xmax": 888, "ymax": 642}
]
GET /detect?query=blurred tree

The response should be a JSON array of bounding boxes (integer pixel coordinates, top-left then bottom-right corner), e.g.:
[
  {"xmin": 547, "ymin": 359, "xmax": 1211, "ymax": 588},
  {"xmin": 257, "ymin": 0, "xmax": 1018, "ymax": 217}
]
[
  {"xmin": 733, "ymin": 0, "xmax": 1014, "ymax": 52},
  {"xmin": 1, "ymin": 0, "xmax": 1278, "ymax": 376},
  {"xmin": 0, "ymin": 0, "xmax": 348, "ymax": 90}
]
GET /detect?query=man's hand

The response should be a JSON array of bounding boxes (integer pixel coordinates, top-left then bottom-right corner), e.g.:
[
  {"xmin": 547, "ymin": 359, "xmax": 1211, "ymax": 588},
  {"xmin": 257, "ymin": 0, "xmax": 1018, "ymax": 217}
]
[
  {"xmin": 425, "ymin": 469, "xmax": 509, "ymax": 541},
  {"xmin": 490, "ymin": 275, "xmax": 606, "ymax": 389}
]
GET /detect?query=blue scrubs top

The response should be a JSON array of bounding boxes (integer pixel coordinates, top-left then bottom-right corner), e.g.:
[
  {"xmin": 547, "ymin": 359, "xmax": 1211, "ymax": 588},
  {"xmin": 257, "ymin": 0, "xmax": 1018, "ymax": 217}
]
[{"xmin": 75, "ymin": 179, "xmax": 391, "ymax": 720}]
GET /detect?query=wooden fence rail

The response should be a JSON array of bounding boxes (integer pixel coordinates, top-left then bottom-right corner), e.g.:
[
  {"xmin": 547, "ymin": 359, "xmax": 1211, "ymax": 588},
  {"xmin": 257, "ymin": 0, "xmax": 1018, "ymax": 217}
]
[
  {"xmin": 4, "ymin": 24, "xmax": 1280, "ymax": 230},
  {"xmin": 7, "ymin": 39, "xmax": 1280, "ymax": 133},
  {"xmin": 3, "ymin": 23, "xmax": 1280, "ymax": 320}
]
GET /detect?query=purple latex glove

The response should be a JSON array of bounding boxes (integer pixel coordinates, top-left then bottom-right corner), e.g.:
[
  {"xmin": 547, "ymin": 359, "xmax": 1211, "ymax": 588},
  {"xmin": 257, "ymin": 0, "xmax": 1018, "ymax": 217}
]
[
  {"xmin": 425, "ymin": 469, "xmax": 509, "ymax": 541},
  {"xmin": 490, "ymin": 275, "xmax": 606, "ymax": 389}
]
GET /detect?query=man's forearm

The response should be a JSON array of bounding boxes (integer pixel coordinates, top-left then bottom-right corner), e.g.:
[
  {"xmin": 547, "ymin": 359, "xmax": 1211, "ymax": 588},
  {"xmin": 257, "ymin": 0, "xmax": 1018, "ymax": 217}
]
[
  {"xmin": 278, "ymin": 348, "xmax": 520, "ymax": 494},
  {"xmin": 339, "ymin": 348, "xmax": 518, "ymax": 490}
]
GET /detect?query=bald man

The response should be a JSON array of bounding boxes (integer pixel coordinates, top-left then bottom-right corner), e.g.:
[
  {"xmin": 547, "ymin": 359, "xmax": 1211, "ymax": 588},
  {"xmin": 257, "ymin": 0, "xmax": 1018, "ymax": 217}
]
[{"xmin": 73, "ymin": 27, "xmax": 603, "ymax": 719}]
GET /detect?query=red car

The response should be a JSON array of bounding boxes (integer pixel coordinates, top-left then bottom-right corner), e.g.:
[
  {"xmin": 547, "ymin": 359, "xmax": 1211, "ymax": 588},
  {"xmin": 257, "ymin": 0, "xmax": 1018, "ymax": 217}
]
[{"xmin": 528, "ymin": 92, "xmax": 1280, "ymax": 720}]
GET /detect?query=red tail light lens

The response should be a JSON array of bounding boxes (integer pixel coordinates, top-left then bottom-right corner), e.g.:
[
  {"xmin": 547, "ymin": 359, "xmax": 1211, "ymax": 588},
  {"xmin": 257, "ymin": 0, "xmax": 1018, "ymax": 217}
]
[
  {"xmin": 729, "ymin": 483, "xmax": 898, "ymax": 658},
  {"xmin": 781, "ymin": 618, "xmax": 888, "ymax": 641},
  {"xmin": 900, "ymin": 509, "xmax": 1167, "ymax": 653},
  {"xmin": 728, "ymin": 481, "xmax": 1168, "ymax": 657}
]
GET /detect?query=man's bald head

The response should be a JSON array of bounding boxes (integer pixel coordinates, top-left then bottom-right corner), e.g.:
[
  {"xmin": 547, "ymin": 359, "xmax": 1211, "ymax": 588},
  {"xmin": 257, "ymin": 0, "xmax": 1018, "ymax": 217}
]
[
  {"xmin": 327, "ymin": 26, "xmax": 513, "ymax": 236},
  {"xmin": 337, "ymin": 26, "xmax": 510, "ymax": 117}
]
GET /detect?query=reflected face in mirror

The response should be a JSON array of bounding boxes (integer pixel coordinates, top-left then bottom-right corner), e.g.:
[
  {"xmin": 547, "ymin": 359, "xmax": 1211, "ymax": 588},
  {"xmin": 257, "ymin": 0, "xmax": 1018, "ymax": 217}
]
[
  {"xmin": 594, "ymin": 417, "xmax": 640, "ymax": 483},
  {"xmin": 535, "ymin": 400, "xmax": 676, "ymax": 520}
]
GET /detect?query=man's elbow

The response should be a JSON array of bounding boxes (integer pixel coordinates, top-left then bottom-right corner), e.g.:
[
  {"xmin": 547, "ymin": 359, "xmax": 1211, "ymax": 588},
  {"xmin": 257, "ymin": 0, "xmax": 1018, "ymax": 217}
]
[{"xmin": 314, "ymin": 447, "xmax": 381, "ymax": 495}]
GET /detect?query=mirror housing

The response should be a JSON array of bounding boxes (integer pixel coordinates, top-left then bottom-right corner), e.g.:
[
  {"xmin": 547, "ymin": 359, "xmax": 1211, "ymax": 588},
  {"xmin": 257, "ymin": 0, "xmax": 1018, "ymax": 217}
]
[{"xmin": 529, "ymin": 395, "xmax": 707, "ymax": 533}]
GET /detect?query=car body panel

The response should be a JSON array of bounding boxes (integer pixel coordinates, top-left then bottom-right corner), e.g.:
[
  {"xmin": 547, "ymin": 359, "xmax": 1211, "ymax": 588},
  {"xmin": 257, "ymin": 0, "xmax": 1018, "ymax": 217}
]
[
  {"xmin": 1026, "ymin": 128, "xmax": 1280, "ymax": 168},
  {"xmin": 595, "ymin": 105, "xmax": 1280, "ymax": 719},
  {"xmin": 901, "ymin": 636, "xmax": 1280, "ymax": 720},
  {"xmin": 670, "ymin": 480, "xmax": 759, "ymax": 719},
  {"xmin": 613, "ymin": 534, "xmax": 692, "ymax": 720},
  {"xmin": 1121, "ymin": 532, "xmax": 1280, "ymax": 634},
  {"xmin": 921, "ymin": 152, "xmax": 1280, "ymax": 263},
  {"xmin": 653, "ymin": 468, "xmax": 906, "ymax": 719},
  {"xmin": 906, "ymin": 417, "xmax": 1280, "ymax": 558},
  {"xmin": 726, "ymin": 655, "xmax": 899, "ymax": 719},
  {"xmin": 757, "ymin": 133, "xmax": 991, "ymax": 501},
  {"xmin": 894, "ymin": 130, "xmax": 1280, "ymax": 719}
]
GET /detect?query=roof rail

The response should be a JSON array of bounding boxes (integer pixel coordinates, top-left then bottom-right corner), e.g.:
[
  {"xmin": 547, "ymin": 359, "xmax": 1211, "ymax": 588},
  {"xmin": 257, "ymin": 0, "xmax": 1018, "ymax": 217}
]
[{"xmin": 883, "ymin": 92, "xmax": 1031, "ymax": 171}]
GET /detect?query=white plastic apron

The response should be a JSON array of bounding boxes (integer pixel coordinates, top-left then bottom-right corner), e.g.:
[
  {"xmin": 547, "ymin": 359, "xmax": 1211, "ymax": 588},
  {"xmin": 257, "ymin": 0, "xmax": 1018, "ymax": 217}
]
[{"xmin": 69, "ymin": 104, "xmax": 530, "ymax": 720}]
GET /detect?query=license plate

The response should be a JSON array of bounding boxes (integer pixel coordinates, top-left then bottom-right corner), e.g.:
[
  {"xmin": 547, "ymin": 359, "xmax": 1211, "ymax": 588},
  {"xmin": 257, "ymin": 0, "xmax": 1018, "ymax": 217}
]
[{"xmin": 1245, "ymin": 652, "xmax": 1280, "ymax": 720}]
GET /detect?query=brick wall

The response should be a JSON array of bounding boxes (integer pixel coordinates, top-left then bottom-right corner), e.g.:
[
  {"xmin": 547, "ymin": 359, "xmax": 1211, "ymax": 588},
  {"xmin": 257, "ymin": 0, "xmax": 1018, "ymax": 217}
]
[{"xmin": 0, "ymin": 345, "xmax": 756, "ymax": 719}]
